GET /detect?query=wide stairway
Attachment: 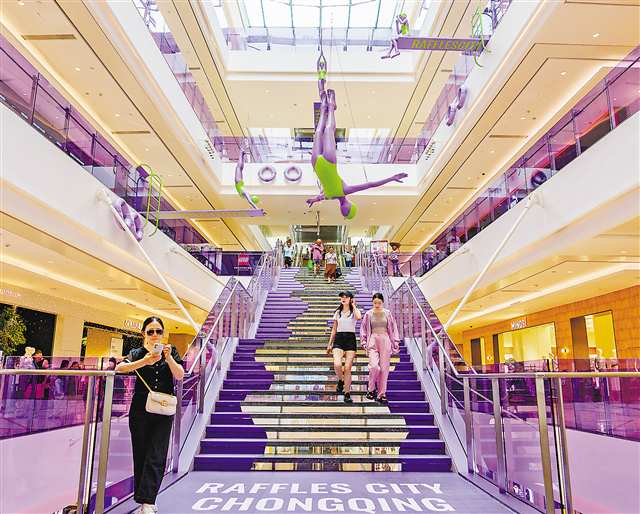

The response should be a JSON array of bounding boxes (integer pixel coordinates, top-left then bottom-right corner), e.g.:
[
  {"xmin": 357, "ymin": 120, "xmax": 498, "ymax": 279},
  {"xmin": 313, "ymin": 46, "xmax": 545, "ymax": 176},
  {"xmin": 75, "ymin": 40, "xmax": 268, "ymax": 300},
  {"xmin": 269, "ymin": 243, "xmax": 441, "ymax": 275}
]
[{"xmin": 194, "ymin": 266, "xmax": 452, "ymax": 472}]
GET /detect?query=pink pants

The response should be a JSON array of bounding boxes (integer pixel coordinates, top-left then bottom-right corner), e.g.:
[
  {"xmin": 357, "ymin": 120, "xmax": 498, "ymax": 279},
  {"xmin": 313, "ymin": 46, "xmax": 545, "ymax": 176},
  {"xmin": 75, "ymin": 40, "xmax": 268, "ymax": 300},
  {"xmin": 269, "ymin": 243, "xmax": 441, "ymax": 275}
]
[{"xmin": 367, "ymin": 332, "xmax": 393, "ymax": 395}]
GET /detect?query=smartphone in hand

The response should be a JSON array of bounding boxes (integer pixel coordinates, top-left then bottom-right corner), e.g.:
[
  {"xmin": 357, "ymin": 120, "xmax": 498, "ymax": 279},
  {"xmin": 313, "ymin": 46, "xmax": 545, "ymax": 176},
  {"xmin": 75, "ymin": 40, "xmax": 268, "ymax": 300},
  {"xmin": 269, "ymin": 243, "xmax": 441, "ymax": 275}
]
[{"xmin": 152, "ymin": 342, "xmax": 164, "ymax": 355}]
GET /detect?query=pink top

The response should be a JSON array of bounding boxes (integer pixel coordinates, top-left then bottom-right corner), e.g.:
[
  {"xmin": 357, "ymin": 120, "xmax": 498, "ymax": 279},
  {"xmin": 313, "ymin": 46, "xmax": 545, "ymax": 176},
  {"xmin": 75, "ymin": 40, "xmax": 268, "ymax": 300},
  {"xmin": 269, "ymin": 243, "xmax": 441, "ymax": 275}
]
[{"xmin": 311, "ymin": 243, "xmax": 324, "ymax": 260}]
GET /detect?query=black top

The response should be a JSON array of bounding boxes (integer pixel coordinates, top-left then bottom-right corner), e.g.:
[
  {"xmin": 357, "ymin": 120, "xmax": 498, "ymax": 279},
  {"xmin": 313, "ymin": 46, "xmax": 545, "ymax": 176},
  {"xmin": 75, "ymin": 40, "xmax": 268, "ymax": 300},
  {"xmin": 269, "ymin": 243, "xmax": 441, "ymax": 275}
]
[{"xmin": 125, "ymin": 346, "xmax": 183, "ymax": 398}]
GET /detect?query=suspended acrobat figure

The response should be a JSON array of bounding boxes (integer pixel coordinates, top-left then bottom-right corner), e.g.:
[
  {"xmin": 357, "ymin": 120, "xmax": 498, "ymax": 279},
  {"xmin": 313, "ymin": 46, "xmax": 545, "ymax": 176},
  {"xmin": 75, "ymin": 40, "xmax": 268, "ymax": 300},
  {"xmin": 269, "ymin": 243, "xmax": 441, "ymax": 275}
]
[
  {"xmin": 307, "ymin": 56, "xmax": 408, "ymax": 219},
  {"xmin": 382, "ymin": 13, "xmax": 409, "ymax": 60},
  {"xmin": 234, "ymin": 141, "xmax": 262, "ymax": 211}
]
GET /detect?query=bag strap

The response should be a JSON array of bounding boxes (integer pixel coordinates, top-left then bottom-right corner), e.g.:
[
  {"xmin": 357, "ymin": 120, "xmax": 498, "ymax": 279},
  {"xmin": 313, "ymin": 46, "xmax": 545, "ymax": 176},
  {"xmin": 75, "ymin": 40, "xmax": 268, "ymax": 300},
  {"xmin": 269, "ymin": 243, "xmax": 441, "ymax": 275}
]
[{"xmin": 134, "ymin": 368, "xmax": 155, "ymax": 393}]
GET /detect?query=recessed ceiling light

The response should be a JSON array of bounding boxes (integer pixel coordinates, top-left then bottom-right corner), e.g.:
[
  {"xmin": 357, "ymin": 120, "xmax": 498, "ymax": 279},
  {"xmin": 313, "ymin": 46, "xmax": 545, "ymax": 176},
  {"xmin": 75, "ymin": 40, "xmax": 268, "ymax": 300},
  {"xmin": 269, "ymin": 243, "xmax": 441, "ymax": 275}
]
[
  {"xmin": 520, "ymin": 116, "xmax": 526, "ymax": 120},
  {"xmin": 621, "ymin": 250, "xmax": 628, "ymax": 254},
  {"xmin": 145, "ymin": 148, "xmax": 150, "ymax": 151},
  {"xmin": 265, "ymin": 89, "xmax": 270, "ymax": 94},
  {"xmin": 74, "ymin": 67, "xmax": 81, "ymax": 71},
  {"xmin": 489, "ymin": 149, "xmax": 495, "ymax": 154},
  {"xmin": 18, "ymin": 1, "xmax": 25, "ymax": 5},
  {"xmin": 115, "ymin": 113, "xmax": 120, "ymax": 117},
  {"xmin": 47, "ymin": 260, "xmax": 54, "ymax": 264},
  {"xmin": 560, "ymin": 71, "xmax": 567, "ymax": 76},
  {"xmin": 592, "ymin": 33, "xmax": 600, "ymax": 38},
  {"xmin": 567, "ymin": 270, "xmax": 573, "ymax": 274}
]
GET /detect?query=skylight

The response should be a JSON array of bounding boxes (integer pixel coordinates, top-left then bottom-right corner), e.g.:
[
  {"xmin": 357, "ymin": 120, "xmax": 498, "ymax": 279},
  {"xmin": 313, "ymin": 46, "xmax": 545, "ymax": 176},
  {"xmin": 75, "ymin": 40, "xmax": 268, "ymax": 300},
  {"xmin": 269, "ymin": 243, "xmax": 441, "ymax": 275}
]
[{"xmin": 239, "ymin": 0, "xmax": 405, "ymax": 30}]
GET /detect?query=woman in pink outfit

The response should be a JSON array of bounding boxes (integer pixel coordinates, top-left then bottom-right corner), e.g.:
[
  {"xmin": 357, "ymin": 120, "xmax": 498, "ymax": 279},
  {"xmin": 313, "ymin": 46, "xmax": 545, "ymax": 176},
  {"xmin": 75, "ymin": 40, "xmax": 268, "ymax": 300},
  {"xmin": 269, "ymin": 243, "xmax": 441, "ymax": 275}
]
[{"xmin": 360, "ymin": 293, "xmax": 400, "ymax": 405}]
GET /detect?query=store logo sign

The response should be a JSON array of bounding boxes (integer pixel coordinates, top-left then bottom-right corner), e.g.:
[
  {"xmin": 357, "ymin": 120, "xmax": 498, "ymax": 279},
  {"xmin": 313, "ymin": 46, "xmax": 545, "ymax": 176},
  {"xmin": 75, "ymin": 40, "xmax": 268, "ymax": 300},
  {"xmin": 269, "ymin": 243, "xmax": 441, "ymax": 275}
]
[
  {"xmin": 0, "ymin": 288, "xmax": 21, "ymax": 298},
  {"xmin": 510, "ymin": 318, "xmax": 527, "ymax": 330},
  {"xmin": 124, "ymin": 319, "xmax": 142, "ymax": 330}
]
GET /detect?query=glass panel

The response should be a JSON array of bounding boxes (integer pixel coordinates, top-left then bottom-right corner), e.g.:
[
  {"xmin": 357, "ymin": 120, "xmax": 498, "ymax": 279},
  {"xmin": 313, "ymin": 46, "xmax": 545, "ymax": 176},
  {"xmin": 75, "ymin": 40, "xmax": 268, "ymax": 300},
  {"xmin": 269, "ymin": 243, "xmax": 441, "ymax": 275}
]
[
  {"xmin": 574, "ymin": 91, "xmax": 611, "ymax": 153},
  {"xmin": 292, "ymin": 5, "xmax": 319, "ymax": 27},
  {"xmin": 32, "ymin": 85, "xmax": 67, "ymax": 148},
  {"xmin": 67, "ymin": 114, "xmax": 94, "ymax": 170},
  {"xmin": 0, "ymin": 371, "xmax": 100, "ymax": 514},
  {"xmin": 0, "ymin": 49, "xmax": 34, "ymax": 118},
  {"xmin": 549, "ymin": 120, "xmax": 577, "ymax": 171},
  {"xmin": 523, "ymin": 141, "xmax": 551, "ymax": 191},
  {"xmin": 609, "ymin": 65, "xmax": 640, "ymax": 125},
  {"xmin": 92, "ymin": 139, "xmax": 116, "ymax": 190},
  {"xmin": 502, "ymin": 377, "xmax": 562, "ymax": 512}
]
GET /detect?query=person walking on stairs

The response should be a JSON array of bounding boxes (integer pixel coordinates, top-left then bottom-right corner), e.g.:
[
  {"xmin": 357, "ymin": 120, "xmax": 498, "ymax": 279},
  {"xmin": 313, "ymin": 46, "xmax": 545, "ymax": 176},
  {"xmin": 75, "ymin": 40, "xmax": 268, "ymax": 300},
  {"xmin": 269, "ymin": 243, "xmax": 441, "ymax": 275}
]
[
  {"xmin": 326, "ymin": 291, "xmax": 361, "ymax": 403},
  {"xmin": 311, "ymin": 239, "xmax": 324, "ymax": 276},
  {"xmin": 325, "ymin": 246, "xmax": 338, "ymax": 283},
  {"xmin": 360, "ymin": 293, "xmax": 400, "ymax": 405}
]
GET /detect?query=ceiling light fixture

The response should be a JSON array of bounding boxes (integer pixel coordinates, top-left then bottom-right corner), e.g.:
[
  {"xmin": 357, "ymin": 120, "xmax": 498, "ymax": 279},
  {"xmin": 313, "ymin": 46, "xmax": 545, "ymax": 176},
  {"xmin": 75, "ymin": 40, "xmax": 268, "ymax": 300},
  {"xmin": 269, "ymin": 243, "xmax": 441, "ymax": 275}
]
[
  {"xmin": 18, "ymin": 1, "xmax": 25, "ymax": 5},
  {"xmin": 115, "ymin": 113, "xmax": 120, "ymax": 117},
  {"xmin": 74, "ymin": 67, "xmax": 81, "ymax": 71},
  {"xmin": 520, "ymin": 116, "xmax": 526, "ymax": 120},
  {"xmin": 145, "ymin": 148, "xmax": 150, "ymax": 152},
  {"xmin": 489, "ymin": 150, "xmax": 495, "ymax": 154},
  {"xmin": 592, "ymin": 32, "xmax": 600, "ymax": 38},
  {"xmin": 560, "ymin": 71, "xmax": 567, "ymax": 76}
]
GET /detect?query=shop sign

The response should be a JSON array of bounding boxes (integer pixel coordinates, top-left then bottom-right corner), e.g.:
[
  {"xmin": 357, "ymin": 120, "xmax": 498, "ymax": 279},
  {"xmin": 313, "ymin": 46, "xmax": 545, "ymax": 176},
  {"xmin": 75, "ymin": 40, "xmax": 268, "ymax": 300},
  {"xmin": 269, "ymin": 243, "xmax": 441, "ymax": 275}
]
[
  {"xmin": 124, "ymin": 319, "xmax": 142, "ymax": 331},
  {"xmin": 510, "ymin": 318, "xmax": 527, "ymax": 330},
  {"xmin": 0, "ymin": 288, "xmax": 21, "ymax": 299},
  {"xmin": 238, "ymin": 254, "xmax": 250, "ymax": 267}
]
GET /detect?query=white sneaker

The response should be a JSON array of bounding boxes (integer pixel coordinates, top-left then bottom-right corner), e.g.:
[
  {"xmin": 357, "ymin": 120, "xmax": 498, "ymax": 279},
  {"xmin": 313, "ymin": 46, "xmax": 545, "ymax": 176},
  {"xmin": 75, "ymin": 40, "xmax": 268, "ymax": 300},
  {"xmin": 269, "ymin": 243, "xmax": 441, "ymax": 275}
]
[{"xmin": 141, "ymin": 505, "xmax": 157, "ymax": 514}]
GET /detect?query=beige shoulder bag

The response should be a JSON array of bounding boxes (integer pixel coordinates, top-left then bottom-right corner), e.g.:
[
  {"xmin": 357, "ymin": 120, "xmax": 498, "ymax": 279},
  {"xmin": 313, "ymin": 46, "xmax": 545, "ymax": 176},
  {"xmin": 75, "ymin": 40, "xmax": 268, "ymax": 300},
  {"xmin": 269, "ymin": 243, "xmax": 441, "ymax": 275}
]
[{"xmin": 135, "ymin": 368, "xmax": 177, "ymax": 416}]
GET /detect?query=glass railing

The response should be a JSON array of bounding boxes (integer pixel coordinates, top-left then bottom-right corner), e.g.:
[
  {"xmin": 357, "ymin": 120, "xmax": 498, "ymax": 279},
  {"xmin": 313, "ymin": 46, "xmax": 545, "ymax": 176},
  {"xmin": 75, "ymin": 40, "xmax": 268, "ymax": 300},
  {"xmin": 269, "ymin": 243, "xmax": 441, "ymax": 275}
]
[
  {"xmin": 423, "ymin": 51, "xmax": 640, "ymax": 275},
  {"xmin": 375, "ymin": 270, "xmax": 640, "ymax": 514},
  {"xmin": 0, "ymin": 33, "xmax": 208, "ymax": 249},
  {"xmin": 408, "ymin": 0, "xmax": 513, "ymax": 163},
  {"xmin": 133, "ymin": 0, "xmax": 220, "ymax": 143},
  {"xmin": 0, "ymin": 246, "xmax": 281, "ymax": 514}
]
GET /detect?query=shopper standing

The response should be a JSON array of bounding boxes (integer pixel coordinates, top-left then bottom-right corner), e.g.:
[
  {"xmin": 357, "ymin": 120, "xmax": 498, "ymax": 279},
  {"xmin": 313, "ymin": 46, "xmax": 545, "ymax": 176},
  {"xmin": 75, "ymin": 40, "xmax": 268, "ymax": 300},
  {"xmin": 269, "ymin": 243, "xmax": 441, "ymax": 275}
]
[
  {"xmin": 325, "ymin": 246, "xmax": 338, "ymax": 283},
  {"xmin": 326, "ymin": 292, "xmax": 361, "ymax": 403},
  {"xmin": 311, "ymin": 239, "xmax": 324, "ymax": 276},
  {"xmin": 283, "ymin": 240, "xmax": 294, "ymax": 268},
  {"xmin": 115, "ymin": 317, "xmax": 184, "ymax": 514},
  {"xmin": 360, "ymin": 293, "xmax": 400, "ymax": 404},
  {"xmin": 343, "ymin": 248, "xmax": 353, "ymax": 268}
]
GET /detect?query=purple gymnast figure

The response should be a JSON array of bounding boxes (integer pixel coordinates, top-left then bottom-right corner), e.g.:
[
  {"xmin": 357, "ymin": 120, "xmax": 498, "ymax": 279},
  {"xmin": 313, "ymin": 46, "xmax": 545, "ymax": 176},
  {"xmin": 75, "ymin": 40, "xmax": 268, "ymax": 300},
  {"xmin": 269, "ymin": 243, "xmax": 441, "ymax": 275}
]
[
  {"xmin": 382, "ymin": 13, "xmax": 409, "ymax": 60},
  {"xmin": 307, "ymin": 57, "xmax": 408, "ymax": 220},
  {"xmin": 234, "ymin": 142, "xmax": 260, "ymax": 210}
]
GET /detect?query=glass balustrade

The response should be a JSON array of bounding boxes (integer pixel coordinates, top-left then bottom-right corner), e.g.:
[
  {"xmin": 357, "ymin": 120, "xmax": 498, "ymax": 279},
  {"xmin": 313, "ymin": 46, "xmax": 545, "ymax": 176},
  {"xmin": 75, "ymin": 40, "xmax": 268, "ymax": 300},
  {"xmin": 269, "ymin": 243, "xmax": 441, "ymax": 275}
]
[
  {"xmin": 363, "ymin": 257, "xmax": 640, "ymax": 514},
  {"xmin": 424, "ymin": 53, "xmax": 640, "ymax": 275}
]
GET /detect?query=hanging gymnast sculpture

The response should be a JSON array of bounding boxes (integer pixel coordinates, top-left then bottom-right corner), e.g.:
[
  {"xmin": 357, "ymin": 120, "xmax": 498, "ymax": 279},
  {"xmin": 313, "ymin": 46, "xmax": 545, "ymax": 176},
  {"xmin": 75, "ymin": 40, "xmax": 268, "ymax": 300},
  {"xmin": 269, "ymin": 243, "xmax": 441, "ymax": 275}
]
[
  {"xmin": 308, "ymin": 55, "xmax": 407, "ymax": 220},
  {"xmin": 234, "ymin": 142, "xmax": 262, "ymax": 211},
  {"xmin": 382, "ymin": 13, "xmax": 409, "ymax": 59}
]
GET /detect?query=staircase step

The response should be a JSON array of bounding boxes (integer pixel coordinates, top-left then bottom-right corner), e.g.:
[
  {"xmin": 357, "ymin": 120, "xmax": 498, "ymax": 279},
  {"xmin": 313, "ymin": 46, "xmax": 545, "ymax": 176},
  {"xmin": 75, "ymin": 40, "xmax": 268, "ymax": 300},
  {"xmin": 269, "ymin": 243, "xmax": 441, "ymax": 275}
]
[
  {"xmin": 206, "ymin": 424, "xmax": 440, "ymax": 439},
  {"xmin": 210, "ymin": 412, "xmax": 434, "ymax": 425},
  {"xmin": 200, "ymin": 438, "xmax": 446, "ymax": 455},
  {"xmin": 219, "ymin": 390, "xmax": 425, "ymax": 401},
  {"xmin": 226, "ymin": 370, "xmax": 418, "ymax": 379},
  {"xmin": 215, "ymin": 400, "xmax": 429, "ymax": 413},
  {"xmin": 222, "ymin": 379, "xmax": 421, "ymax": 390},
  {"xmin": 193, "ymin": 454, "xmax": 452, "ymax": 472}
]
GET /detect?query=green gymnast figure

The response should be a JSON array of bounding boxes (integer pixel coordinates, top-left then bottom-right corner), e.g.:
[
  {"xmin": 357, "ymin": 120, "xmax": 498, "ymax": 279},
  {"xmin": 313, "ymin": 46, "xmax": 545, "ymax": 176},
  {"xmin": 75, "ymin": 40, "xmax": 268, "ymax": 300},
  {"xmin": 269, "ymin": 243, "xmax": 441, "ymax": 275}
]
[{"xmin": 308, "ymin": 56, "xmax": 408, "ymax": 220}]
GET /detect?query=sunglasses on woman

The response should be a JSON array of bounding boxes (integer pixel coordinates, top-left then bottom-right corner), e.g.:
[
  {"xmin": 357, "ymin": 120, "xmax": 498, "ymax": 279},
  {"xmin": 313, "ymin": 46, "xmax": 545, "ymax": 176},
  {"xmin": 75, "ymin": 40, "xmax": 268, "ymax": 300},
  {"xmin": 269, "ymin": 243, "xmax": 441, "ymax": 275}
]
[{"xmin": 145, "ymin": 329, "xmax": 164, "ymax": 336}]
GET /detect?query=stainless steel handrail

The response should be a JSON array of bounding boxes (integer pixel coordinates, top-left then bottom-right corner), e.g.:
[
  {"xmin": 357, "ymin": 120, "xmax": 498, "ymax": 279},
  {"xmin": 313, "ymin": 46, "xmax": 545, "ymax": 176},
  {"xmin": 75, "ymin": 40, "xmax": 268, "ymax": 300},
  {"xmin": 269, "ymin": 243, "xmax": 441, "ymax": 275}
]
[
  {"xmin": 396, "ymin": 277, "xmax": 640, "ymax": 514},
  {"xmin": 0, "ymin": 368, "xmax": 117, "ymax": 514},
  {"xmin": 186, "ymin": 280, "xmax": 240, "ymax": 375}
]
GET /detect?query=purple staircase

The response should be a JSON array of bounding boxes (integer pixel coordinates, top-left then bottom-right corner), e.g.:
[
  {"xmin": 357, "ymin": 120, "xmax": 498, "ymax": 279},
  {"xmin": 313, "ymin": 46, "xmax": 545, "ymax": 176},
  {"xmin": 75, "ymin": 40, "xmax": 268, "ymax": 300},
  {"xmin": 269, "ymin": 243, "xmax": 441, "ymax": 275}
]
[{"xmin": 194, "ymin": 267, "xmax": 452, "ymax": 472}]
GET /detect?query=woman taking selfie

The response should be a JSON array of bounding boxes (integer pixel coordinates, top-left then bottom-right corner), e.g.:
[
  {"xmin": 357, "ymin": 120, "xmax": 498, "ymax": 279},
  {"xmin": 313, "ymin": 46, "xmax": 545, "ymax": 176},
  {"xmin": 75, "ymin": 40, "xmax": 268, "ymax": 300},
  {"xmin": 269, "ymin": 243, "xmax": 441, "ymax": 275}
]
[
  {"xmin": 115, "ymin": 317, "xmax": 184, "ymax": 514},
  {"xmin": 360, "ymin": 293, "xmax": 400, "ymax": 405},
  {"xmin": 326, "ymin": 291, "xmax": 361, "ymax": 403}
]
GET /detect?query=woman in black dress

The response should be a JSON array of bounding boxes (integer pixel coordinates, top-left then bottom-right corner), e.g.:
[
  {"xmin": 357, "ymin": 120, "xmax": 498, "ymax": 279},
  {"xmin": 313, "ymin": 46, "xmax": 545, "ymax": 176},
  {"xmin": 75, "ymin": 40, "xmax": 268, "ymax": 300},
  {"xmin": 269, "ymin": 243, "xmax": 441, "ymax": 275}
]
[{"xmin": 115, "ymin": 317, "xmax": 184, "ymax": 514}]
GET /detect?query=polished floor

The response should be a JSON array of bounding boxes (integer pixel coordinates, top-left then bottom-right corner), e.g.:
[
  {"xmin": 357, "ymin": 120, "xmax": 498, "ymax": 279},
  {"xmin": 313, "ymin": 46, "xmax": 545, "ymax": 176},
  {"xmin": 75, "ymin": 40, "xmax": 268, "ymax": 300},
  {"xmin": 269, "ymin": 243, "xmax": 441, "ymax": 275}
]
[{"xmin": 154, "ymin": 471, "xmax": 515, "ymax": 513}]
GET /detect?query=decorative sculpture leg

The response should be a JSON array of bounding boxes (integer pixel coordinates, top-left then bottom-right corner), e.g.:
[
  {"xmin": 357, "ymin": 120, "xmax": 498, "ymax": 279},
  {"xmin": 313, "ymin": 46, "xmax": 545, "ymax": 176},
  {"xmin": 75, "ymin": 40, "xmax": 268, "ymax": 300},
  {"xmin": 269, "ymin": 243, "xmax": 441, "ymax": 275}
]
[{"xmin": 234, "ymin": 142, "xmax": 261, "ymax": 210}]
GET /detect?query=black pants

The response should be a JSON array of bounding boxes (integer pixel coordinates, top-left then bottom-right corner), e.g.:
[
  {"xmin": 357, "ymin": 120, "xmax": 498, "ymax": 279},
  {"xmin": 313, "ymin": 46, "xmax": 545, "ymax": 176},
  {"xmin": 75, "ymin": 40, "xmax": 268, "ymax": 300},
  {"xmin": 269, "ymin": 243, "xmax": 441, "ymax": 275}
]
[{"xmin": 129, "ymin": 400, "xmax": 173, "ymax": 504}]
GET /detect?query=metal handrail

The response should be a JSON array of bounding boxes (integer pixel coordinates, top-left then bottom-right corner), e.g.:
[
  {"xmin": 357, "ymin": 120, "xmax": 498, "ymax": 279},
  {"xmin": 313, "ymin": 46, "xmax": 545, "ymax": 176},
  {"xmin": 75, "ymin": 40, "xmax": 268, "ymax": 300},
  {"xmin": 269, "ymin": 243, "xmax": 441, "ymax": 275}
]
[
  {"xmin": 186, "ymin": 280, "xmax": 240, "ymax": 375},
  {"xmin": 405, "ymin": 284, "xmax": 465, "ymax": 374},
  {"xmin": 0, "ymin": 369, "xmax": 116, "ymax": 376}
]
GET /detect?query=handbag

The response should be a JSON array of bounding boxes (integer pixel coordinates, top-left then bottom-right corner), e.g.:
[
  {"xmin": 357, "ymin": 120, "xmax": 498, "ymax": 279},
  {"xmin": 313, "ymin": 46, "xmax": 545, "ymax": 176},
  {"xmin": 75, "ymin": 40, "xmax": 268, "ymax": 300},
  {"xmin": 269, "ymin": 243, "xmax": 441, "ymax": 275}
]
[
  {"xmin": 135, "ymin": 369, "xmax": 177, "ymax": 416},
  {"xmin": 335, "ymin": 266, "xmax": 342, "ymax": 278}
]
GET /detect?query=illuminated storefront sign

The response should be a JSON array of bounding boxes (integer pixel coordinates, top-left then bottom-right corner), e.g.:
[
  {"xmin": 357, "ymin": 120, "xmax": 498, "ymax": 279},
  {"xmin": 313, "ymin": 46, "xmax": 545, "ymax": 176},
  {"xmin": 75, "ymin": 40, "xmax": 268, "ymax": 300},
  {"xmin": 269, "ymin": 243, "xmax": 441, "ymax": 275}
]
[
  {"xmin": 397, "ymin": 37, "xmax": 487, "ymax": 54},
  {"xmin": 510, "ymin": 318, "xmax": 527, "ymax": 330}
]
